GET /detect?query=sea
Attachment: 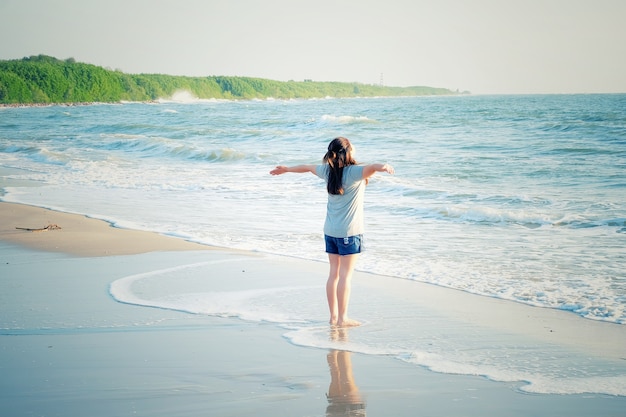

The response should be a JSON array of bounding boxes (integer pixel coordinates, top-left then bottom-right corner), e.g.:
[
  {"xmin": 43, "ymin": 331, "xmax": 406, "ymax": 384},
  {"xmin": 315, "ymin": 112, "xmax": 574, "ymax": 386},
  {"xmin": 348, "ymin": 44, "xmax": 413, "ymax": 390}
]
[{"xmin": 1, "ymin": 93, "xmax": 625, "ymax": 396}]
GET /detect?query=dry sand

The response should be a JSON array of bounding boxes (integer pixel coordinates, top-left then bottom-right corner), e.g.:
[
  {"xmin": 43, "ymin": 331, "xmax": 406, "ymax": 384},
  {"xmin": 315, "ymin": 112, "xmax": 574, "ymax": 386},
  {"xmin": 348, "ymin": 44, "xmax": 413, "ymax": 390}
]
[{"xmin": 0, "ymin": 201, "xmax": 210, "ymax": 256}]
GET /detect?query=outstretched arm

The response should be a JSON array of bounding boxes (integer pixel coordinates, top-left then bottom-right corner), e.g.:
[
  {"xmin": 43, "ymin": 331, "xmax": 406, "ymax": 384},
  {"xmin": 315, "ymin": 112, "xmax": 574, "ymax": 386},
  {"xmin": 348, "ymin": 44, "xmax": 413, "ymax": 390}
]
[
  {"xmin": 362, "ymin": 163, "xmax": 394, "ymax": 180},
  {"xmin": 270, "ymin": 164, "xmax": 317, "ymax": 176}
]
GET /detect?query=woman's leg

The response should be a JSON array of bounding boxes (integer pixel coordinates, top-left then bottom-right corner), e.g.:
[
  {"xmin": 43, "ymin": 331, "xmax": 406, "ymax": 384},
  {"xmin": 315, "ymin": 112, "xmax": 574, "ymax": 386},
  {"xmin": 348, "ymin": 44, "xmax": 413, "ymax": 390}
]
[
  {"xmin": 327, "ymin": 253, "xmax": 360, "ymax": 327},
  {"xmin": 326, "ymin": 254, "xmax": 340, "ymax": 325},
  {"xmin": 336, "ymin": 253, "xmax": 360, "ymax": 327}
]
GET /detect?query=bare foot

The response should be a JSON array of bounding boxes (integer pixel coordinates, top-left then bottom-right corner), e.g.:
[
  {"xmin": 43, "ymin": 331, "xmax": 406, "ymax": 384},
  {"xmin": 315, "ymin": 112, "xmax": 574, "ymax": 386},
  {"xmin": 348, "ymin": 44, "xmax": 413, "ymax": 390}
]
[{"xmin": 336, "ymin": 318, "xmax": 361, "ymax": 328}]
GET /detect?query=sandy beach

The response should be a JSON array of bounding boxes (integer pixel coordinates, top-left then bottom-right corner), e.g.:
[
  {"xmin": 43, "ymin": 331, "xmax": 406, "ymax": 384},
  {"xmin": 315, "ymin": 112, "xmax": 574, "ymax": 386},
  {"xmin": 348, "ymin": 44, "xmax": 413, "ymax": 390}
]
[
  {"xmin": 1, "ymin": 201, "xmax": 625, "ymax": 416},
  {"xmin": 0, "ymin": 201, "xmax": 210, "ymax": 256}
]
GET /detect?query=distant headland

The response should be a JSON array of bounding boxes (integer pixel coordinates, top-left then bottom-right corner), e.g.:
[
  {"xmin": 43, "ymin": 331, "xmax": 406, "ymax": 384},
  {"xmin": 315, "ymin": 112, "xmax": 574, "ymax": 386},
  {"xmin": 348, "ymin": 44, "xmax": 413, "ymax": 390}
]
[{"xmin": 0, "ymin": 55, "xmax": 467, "ymax": 105}]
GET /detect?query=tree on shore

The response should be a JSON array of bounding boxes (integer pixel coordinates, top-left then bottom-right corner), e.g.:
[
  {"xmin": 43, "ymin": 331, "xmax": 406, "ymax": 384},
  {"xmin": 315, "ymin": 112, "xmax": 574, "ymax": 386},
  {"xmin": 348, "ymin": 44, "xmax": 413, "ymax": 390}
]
[{"xmin": 0, "ymin": 55, "xmax": 460, "ymax": 104}]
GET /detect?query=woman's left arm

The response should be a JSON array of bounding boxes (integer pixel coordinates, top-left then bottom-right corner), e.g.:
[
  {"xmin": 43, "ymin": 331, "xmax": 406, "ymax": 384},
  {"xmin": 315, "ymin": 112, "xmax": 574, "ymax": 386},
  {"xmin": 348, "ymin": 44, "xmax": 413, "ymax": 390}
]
[{"xmin": 362, "ymin": 163, "xmax": 394, "ymax": 179}]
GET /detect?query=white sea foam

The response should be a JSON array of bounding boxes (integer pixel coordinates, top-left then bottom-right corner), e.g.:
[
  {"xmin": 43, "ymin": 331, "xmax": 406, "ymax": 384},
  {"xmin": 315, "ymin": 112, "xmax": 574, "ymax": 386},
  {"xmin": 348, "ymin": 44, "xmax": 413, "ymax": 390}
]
[
  {"xmin": 109, "ymin": 257, "xmax": 321, "ymax": 323},
  {"xmin": 157, "ymin": 89, "xmax": 224, "ymax": 104},
  {"xmin": 320, "ymin": 114, "xmax": 375, "ymax": 124},
  {"xmin": 521, "ymin": 376, "xmax": 626, "ymax": 396},
  {"xmin": 164, "ymin": 89, "xmax": 198, "ymax": 103}
]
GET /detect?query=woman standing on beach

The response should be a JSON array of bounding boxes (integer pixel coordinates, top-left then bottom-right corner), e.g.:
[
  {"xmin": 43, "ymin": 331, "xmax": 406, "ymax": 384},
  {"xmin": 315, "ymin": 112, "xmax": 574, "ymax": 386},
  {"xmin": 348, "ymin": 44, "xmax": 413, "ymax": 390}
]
[{"xmin": 270, "ymin": 137, "xmax": 394, "ymax": 327}]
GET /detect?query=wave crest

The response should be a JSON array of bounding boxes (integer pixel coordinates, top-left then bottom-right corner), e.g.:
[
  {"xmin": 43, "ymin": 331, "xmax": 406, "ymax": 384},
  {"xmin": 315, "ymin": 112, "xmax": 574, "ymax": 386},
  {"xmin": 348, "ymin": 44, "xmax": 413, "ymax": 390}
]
[
  {"xmin": 100, "ymin": 134, "xmax": 249, "ymax": 163},
  {"xmin": 320, "ymin": 114, "xmax": 376, "ymax": 124}
]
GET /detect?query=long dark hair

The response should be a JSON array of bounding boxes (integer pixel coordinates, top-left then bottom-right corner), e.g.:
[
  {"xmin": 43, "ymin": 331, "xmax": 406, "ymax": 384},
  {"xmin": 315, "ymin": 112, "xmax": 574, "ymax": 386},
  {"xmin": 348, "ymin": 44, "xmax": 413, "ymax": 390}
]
[{"xmin": 323, "ymin": 137, "xmax": 357, "ymax": 195}]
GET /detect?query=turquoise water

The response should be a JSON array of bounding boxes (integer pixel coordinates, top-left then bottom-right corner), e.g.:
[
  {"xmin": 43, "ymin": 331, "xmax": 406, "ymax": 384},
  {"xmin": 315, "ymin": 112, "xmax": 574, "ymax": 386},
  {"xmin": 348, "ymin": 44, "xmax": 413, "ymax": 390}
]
[{"xmin": 1, "ymin": 94, "xmax": 625, "ymax": 325}]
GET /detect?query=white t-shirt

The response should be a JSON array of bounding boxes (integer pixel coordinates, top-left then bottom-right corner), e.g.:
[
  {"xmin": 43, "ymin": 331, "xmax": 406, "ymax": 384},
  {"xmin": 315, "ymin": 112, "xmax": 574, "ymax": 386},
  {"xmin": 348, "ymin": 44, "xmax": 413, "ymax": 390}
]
[{"xmin": 315, "ymin": 164, "xmax": 366, "ymax": 238}]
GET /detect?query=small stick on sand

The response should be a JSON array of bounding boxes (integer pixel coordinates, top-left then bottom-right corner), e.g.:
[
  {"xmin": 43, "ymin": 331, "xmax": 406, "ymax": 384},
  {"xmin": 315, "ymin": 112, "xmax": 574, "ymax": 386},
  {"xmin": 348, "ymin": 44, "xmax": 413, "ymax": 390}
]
[{"xmin": 15, "ymin": 224, "xmax": 62, "ymax": 232}]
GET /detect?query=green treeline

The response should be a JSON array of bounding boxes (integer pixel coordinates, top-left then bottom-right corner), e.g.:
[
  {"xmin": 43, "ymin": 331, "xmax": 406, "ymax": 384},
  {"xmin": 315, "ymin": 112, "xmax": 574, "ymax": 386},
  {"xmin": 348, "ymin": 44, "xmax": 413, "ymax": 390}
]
[{"xmin": 0, "ymin": 55, "xmax": 459, "ymax": 104}]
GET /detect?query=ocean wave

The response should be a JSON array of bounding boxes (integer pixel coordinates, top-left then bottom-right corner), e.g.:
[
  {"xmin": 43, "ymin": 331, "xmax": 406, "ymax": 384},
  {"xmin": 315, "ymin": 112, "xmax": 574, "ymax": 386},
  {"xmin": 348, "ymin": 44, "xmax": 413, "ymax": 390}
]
[
  {"xmin": 385, "ymin": 182, "xmax": 623, "ymax": 230},
  {"xmin": 547, "ymin": 146, "xmax": 619, "ymax": 156},
  {"xmin": 434, "ymin": 205, "xmax": 551, "ymax": 228},
  {"xmin": 540, "ymin": 122, "xmax": 577, "ymax": 132},
  {"xmin": 0, "ymin": 144, "xmax": 39, "ymax": 154},
  {"xmin": 0, "ymin": 144, "xmax": 70, "ymax": 165},
  {"xmin": 383, "ymin": 199, "xmax": 553, "ymax": 229},
  {"xmin": 157, "ymin": 89, "xmax": 226, "ymax": 104},
  {"xmin": 432, "ymin": 206, "xmax": 626, "ymax": 231},
  {"xmin": 95, "ymin": 134, "xmax": 251, "ymax": 163},
  {"xmin": 320, "ymin": 114, "xmax": 376, "ymax": 124},
  {"xmin": 553, "ymin": 216, "xmax": 626, "ymax": 229}
]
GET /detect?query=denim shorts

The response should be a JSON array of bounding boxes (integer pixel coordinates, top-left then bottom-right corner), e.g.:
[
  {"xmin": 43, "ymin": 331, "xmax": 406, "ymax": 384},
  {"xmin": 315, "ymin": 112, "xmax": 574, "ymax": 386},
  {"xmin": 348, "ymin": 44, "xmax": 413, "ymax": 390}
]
[{"xmin": 325, "ymin": 234, "xmax": 363, "ymax": 255}]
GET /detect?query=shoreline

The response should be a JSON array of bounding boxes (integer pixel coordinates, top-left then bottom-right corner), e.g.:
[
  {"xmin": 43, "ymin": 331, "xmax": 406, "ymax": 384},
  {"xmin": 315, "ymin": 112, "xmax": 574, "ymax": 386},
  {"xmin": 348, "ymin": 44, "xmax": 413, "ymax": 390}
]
[
  {"xmin": 2, "ymin": 200, "xmax": 625, "ymax": 354},
  {"xmin": 0, "ymin": 100, "xmax": 161, "ymax": 108},
  {"xmin": 0, "ymin": 102, "xmax": 114, "ymax": 108},
  {"xmin": 2, "ymin": 93, "xmax": 623, "ymax": 109},
  {"xmin": 1, "ymin": 200, "xmax": 626, "ymax": 414}
]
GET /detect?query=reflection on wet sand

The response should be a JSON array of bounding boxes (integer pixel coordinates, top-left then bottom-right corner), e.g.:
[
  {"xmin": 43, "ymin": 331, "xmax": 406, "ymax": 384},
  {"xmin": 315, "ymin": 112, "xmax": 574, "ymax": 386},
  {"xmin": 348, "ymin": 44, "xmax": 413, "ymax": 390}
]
[{"xmin": 326, "ymin": 327, "xmax": 366, "ymax": 417}]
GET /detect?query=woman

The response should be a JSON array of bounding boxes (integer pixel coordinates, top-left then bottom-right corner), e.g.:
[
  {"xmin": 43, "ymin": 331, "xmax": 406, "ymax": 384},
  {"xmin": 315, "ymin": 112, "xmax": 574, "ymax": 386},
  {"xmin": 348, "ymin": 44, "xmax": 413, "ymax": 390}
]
[{"xmin": 270, "ymin": 137, "xmax": 394, "ymax": 327}]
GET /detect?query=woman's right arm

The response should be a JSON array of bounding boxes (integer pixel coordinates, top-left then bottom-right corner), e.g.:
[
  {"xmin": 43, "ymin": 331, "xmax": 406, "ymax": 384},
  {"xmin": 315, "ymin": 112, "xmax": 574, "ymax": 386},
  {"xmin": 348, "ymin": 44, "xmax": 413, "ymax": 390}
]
[{"xmin": 270, "ymin": 164, "xmax": 317, "ymax": 175}]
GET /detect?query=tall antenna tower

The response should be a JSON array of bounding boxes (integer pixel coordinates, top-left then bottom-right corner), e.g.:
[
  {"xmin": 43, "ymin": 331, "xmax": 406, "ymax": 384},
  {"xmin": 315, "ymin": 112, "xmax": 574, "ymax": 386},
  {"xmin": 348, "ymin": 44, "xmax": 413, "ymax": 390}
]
[{"xmin": 379, "ymin": 73, "xmax": 384, "ymax": 86}]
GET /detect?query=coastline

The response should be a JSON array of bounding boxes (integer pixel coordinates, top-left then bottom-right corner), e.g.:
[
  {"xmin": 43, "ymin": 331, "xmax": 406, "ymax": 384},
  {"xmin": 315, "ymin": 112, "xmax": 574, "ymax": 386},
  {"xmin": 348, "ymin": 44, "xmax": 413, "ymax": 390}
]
[
  {"xmin": 0, "ymin": 100, "xmax": 162, "ymax": 108},
  {"xmin": 0, "ymin": 102, "xmax": 112, "ymax": 108},
  {"xmin": 1, "ymin": 201, "xmax": 626, "ymax": 415}
]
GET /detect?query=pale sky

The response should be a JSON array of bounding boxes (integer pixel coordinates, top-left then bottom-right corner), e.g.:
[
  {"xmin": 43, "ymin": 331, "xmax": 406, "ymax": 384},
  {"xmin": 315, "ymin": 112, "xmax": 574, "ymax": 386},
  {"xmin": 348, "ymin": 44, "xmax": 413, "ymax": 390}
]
[{"xmin": 1, "ymin": 0, "xmax": 624, "ymax": 94}]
